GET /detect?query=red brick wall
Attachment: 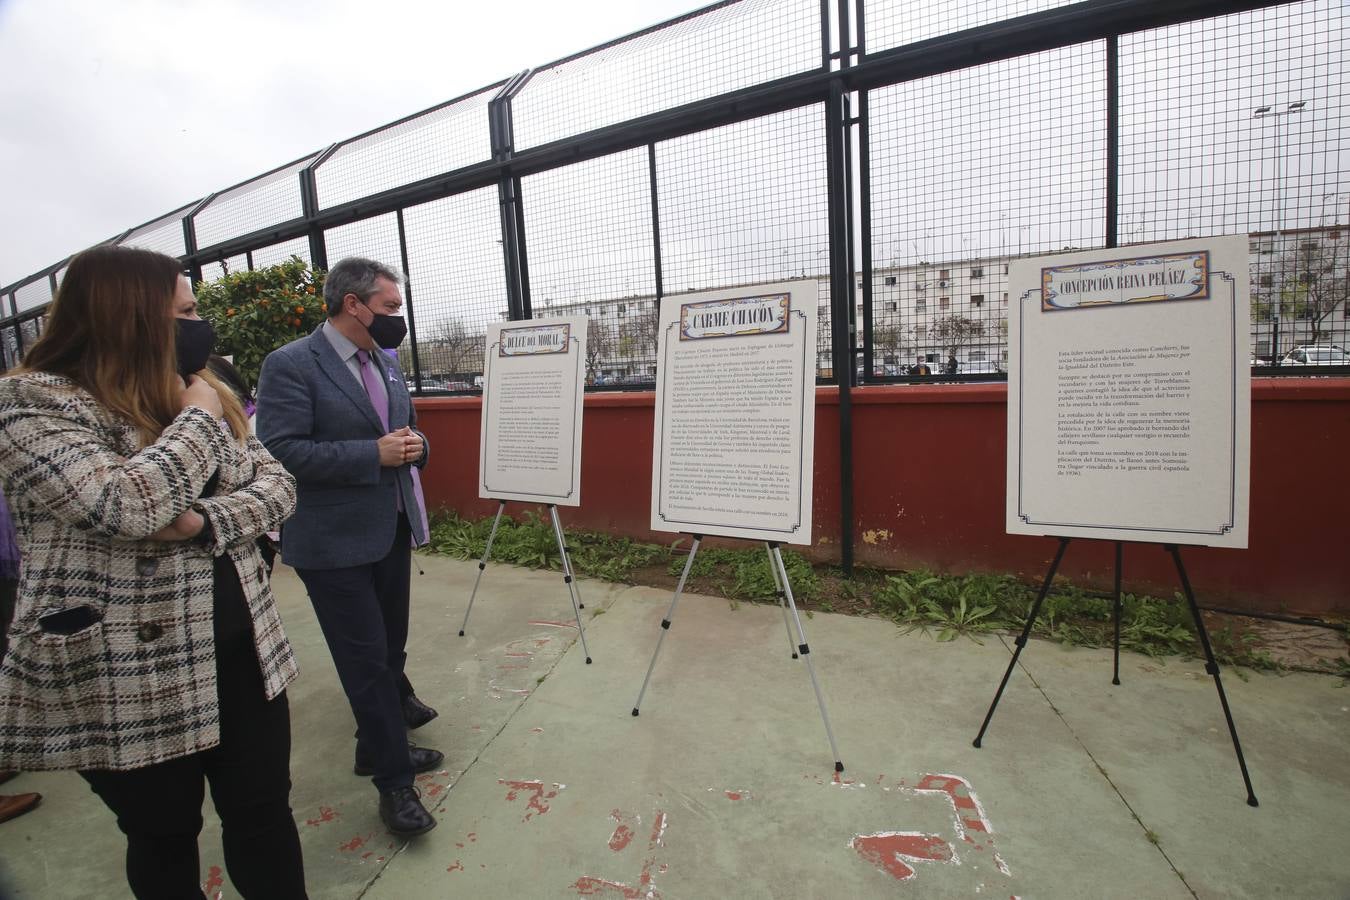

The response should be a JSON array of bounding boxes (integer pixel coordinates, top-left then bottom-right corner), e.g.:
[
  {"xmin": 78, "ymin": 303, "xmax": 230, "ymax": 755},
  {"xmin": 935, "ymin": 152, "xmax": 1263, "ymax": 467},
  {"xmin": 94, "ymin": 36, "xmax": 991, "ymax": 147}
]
[{"xmin": 414, "ymin": 377, "xmax": 1350, "ymax": 616}]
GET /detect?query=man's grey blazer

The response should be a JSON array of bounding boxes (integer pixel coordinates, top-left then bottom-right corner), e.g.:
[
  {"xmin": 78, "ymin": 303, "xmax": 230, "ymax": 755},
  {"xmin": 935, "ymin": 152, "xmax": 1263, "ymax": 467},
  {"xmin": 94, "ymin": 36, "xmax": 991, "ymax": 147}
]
[{"xmin": 257, "ymin": 326, "xmax": 429, "ymax": 570}]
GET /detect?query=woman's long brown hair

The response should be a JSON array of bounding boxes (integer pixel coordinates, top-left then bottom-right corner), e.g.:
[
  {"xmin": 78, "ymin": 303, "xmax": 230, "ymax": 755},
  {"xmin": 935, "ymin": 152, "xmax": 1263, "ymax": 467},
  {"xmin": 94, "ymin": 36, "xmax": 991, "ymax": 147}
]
[{"xmin": 15, "ymin": 244, "xmax": 246, "ymax": 443}]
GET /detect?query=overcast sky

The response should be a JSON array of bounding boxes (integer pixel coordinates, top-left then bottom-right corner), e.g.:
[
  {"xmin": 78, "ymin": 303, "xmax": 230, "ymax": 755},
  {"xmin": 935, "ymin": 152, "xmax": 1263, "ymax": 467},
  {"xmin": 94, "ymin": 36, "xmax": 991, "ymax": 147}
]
[{"xmin": 0, "ymin": 0, "xmax": 705, "ymax": 287}]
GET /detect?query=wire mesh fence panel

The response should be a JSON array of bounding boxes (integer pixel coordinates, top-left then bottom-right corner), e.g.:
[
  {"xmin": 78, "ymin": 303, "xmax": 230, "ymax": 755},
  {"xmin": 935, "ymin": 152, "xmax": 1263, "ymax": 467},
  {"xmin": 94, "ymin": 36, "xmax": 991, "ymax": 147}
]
[
  {"xmin": 199, "ymin": 255, "xmax": 249, "ymax": 285},
  {"xmin": 249, "ymin": 237, "xmax": 312, "ymax": 271},
  {"xmin": 519, "ymin": 148, "xmax": 656, "ymax": 385},
  {"xmin": 1, "ymin": 322, "xmax": 19, "ymax": 371},
  {"xmin": 192, "ymin": 155, "xmax": 317, "ymax": 250},
  {"xmin": 1120, "ymin": 0, "xmax": 1349, "ymax": 362},
  {"xmin": 117, "ymin": 207, "xmax": 192, "ymax": 259},
  {"xmin": 512, "ymin": 0, "xmax": 823, "ymax": 151},
  {"xmin": 655, "ymin": 104, "xmax": 833, "ymax": 376},
  {"xmin": 401, "ymin": 186, "xmax": 509, "ymax": 390},
  {"xmin": 325, "ymin": 214, "xmax": 403, "ymax": 275},
  {"xmin": 866, "ymin": 42, "xmax": 1106, "ymax": 379},
  {"xmin": 860, "ymin": 0, "xmax": 1079, "ymax": 56},
  {"xmin": 314, "ymin": 87, "xmax": 498, "ymax": 210},
  {"xmin": 14, "ymin": 279, "xmax": 53, "ymax": 314}
]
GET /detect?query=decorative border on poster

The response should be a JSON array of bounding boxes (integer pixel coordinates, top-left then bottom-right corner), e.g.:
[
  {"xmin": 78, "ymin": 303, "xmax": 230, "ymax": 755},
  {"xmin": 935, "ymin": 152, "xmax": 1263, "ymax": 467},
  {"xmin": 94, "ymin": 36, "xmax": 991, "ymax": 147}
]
[
  {"xmin": 480, "ymin": 335, "xmax": 583, "ymax": 501},
  {"xmin": 498, "ymin": 322, "xmax": 572, "ymax": 357},
  {"xmin": 678, "ymin": 293, "xmax": 791, "ymax": 341},
  {"xmin": 1041, "ymin": 250, "xmax": 1210, "ymax": 311},
  {"xmin": 655, "ymin": 307, "xmax": 808, "ymax": 536},
  {"xmin": 1015, "ymin": 272, "xmax": 1238, "ymax": 537}
]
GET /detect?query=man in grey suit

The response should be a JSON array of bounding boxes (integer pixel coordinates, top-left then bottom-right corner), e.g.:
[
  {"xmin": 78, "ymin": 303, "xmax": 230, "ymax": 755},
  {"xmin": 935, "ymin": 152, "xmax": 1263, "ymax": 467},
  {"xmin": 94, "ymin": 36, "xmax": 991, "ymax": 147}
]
[{"xmin": 257, "ymin": 257, "xmax": 441, "ymax": 836}]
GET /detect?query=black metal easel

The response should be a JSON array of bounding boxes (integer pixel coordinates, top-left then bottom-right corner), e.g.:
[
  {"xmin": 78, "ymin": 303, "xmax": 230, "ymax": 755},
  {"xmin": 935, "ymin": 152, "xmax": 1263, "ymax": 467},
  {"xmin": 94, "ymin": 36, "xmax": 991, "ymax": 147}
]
[
  {"xmin": 457, "ymin": 500, "xmax": 592, "ymax": 664},
  {"xmin": 972, "ymin": 537, "xmax": 1258, "ymax": 807}
]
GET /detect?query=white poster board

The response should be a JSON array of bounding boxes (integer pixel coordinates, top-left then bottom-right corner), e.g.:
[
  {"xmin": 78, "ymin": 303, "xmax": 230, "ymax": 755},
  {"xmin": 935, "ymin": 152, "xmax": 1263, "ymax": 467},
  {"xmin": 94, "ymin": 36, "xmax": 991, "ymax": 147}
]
[
  {"xmin": 1006, "ymin": 236, "xmax": 1250, "ymax": 547},
  {"xmin": 478, "ymin": 315, "xmax": 587, "ymax": 506},
  {"xmin": 650, "ymin": 282, "xmax": 817, "ymax": 544}
]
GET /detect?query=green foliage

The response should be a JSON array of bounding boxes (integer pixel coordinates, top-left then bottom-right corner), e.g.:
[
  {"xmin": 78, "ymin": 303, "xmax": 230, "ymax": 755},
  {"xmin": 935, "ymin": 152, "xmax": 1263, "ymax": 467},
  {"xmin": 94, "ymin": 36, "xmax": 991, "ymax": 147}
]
[
  {"xmin": 426, "ymin": 509, "xmax": 665, "ymax": 581},
  {"xmin": 424, "ymin": 511, "xmax": 1301, "ymax": 673},
  {"xmin": 194, "ymin": 256, "xmax": 327, "ymax": 387}
]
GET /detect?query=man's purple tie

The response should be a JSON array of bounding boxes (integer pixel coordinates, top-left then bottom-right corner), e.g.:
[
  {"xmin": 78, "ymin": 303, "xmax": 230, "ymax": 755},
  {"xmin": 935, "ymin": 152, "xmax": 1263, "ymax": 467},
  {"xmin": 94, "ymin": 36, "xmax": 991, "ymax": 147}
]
[{"xmin": 355, "ymin": 349, "xmax": 390, "ymax": 431}]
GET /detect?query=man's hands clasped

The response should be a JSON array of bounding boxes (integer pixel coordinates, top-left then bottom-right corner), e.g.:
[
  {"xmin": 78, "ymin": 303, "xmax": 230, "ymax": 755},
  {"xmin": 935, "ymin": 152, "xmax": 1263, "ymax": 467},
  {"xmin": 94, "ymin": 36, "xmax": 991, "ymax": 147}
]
[{"xmin": 378, "ymin": 426, "xmax": 423, "ymax": 468}]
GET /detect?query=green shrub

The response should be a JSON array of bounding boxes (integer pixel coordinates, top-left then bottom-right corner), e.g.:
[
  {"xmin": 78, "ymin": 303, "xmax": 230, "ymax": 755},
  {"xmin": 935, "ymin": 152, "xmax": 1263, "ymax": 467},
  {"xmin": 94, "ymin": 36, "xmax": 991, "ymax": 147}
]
[{"xmin": 194, "ymin": 256, "xmax": 326, "ymax": 387}]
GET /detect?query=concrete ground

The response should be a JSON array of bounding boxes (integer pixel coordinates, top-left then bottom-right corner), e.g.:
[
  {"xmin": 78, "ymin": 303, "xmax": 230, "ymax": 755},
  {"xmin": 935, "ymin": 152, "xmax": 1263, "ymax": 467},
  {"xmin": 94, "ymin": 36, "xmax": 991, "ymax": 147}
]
[{"xmin": 0, "ymin": 553, "xmax": 1347, "ymax": 899}]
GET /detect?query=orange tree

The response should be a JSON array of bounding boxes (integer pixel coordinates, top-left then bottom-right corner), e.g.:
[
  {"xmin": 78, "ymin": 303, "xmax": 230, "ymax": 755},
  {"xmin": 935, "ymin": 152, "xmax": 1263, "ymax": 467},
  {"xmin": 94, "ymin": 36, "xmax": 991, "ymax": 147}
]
[{"xmin": 194, "ymin": 256, "xmax": 327, "ymax": 387}]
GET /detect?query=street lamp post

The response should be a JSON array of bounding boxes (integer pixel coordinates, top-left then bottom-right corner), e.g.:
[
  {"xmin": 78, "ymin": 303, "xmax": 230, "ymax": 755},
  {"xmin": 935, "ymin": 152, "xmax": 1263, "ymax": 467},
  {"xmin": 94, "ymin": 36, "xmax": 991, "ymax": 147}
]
[{"xmin": 1253, "ymin": 100, "xmax": 1306, "ymax": 363}]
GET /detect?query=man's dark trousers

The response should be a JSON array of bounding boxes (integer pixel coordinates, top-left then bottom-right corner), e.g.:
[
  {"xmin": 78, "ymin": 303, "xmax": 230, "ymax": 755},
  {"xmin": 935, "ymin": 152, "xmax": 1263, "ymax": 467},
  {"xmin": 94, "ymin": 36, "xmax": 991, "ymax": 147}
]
[{"xmin": 297, "ymin": 514, "xmax": 414, "ymax": 792}]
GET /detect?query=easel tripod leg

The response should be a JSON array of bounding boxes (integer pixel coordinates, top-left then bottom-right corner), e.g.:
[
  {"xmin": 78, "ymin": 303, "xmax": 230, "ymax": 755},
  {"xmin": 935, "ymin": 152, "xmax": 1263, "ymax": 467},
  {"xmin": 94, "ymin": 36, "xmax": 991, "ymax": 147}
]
[
  {"xmin": 973, "ymin": 536, "xmax": 1070, "ymax": 748},
  {"xmin": 770, "ymin": 543, "xmax": 844, "ymax": 773},
  {"xmin": 765, "ymin": 543, "xmax": 799, "ymax": 659},
  {"xmin": 549, "ymin": 505, "xmax": 592, "ymax": 664},
  {"xmin": 553, "ymin": 505, "xmax": 583, "ymax": 609},
  {"xmin": 459, "ymin": 500, "xmax": 506, "ymax": 636},
  {"xmin": 1166, "ymin": 545, "xmax": 1259, "ymax": 807},
  {"xmin": 632, "ymin": 536, "xmax": 701, "ymax": 716}
]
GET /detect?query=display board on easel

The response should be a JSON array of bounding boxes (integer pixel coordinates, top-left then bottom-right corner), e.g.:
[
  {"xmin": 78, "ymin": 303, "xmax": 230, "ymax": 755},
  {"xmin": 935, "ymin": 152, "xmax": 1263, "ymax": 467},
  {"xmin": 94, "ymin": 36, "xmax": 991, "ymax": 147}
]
[
  {"xmin": 463, "ymin": 315, "xmax": 591, "ymax": 662},
  {"xmin": 479, "ymin": 315, "xmax": 588, "ymax": 506},
  {"xmin": 1006, "ymin": 236, "xmax": 1251, "ymax": 547},
  {"xmin": 637, "ymin": 280, "xmax": 842, "ymax": 773},
  {"xmin": 986, "ymin": 236, "xmax": 1259, "ymax": 806},
  {"xmin": 650, "ymin": 281, "xmax": 817, "ymax": 544}
]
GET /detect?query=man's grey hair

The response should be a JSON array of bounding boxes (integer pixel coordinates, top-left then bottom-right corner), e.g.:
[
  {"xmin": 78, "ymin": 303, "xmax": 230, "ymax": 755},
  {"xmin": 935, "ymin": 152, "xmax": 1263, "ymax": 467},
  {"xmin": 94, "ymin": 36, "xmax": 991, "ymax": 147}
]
[{"xmin": 324, "ymin": 257, "xmax": 405, "ymax": 317}]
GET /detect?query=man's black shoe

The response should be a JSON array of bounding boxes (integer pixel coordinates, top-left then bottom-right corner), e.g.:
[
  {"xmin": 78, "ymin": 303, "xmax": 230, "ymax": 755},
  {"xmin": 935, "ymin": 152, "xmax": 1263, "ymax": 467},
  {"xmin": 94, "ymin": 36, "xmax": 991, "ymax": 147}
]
[
  {"xmin": 402, "ymin": 694, "xmax": 439, "ymax": 730},
  {"xmin": 379, "ymin": 786, "xmax": 436, "ymax": 837},
  {"xmin": 354, "ymin": 744, "xmax": 445, "ymax": 777}
]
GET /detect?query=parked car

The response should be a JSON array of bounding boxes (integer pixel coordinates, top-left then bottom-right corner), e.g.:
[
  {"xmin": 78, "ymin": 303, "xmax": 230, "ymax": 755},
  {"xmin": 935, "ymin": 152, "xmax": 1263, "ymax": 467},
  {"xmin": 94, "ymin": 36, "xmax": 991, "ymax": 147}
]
[{"xmin": 1279, "ymin": 345, "xmax": 1349, "ymax": 366}]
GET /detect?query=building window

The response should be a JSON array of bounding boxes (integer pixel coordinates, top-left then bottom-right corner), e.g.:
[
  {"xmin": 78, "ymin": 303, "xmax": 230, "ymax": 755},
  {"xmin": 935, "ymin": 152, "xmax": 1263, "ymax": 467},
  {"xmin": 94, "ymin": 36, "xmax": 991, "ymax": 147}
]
[
  {"xmin": 1003, "ymin": 263, "xmax": 1009, "ymax": 274},
  {"xmin": 915, "ymin": 326, "xmax": 927, "ymax": 340},
  {"xmin": 887, "ymin": 301, "xmax": 898, "ymax": 312},
  {"xmin": 617, "ymin": 304, "xmax": 626, "ymax": 317},
  {"xmin": 916, "ymin": 298, "xmax": 926, "ymax": 310},
  {"xmin": 939, "ymin": 269, "xmax": 950, "ymax": 280},
  {"xmin": 939, "ymin": 296, "xmax": 950, "ymax": 310},
  {"xmin": 971, "ymin": 294, "xmax": 984, "ymax": 307},
  {"xmin": 971, "ymin": 267, "xmax": 984, "ymax": 278},
  {"xmin": 884, "ymin": 275, "xmax": 897, "ymax": 286},
  {"xmin": 1259, "ymin": 274, "xmax": 1273, "ymax": 287},
  {"xmin": 1002, "ymin": 293, "xmax": 1008, "ymax": 304},
  {"xmin": 970, "ymin": 350, "xmax": 987, "ymax": 361}
]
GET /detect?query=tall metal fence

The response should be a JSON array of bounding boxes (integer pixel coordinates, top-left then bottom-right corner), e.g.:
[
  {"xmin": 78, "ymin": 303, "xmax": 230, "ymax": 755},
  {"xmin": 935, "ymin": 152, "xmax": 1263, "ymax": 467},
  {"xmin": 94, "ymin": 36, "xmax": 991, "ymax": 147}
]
[{"xmin": 3, "ymin": 0, "xmax": 1346, "ymax": 386}]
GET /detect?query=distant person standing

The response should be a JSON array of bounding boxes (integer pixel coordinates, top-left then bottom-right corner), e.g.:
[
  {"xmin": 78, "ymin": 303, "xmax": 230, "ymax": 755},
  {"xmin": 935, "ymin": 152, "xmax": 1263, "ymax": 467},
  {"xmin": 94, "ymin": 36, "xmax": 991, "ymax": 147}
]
[
  {"xmin": 256, "ymin": 257, "xmax": 441, "ymax": 837},
  {"xmin": 910, "ymin": 355, "xmax": 932, "ymax": 376},
  {"xmin": 943, "ymin": 354, "xmax": 958, "ymax": 375}
]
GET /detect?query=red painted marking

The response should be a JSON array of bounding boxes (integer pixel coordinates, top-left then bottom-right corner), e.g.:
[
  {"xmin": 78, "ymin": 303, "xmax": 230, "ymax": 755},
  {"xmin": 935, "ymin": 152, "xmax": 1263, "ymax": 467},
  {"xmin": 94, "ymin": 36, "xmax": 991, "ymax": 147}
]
[
  {"xmin": 304, "ymin": 805, "xmax": 339, "ymax": 827},
  {"xmin": 500, "ymin": 779, "xmax": 561, "ymax": 821},
  {"xmin": 853, "ymin": 833, "xmax": 953, "ymax": 881},
  {"xmin": 456, "ymin": 842, "xmax": 465, "ymax": 849},
  {"xmin": 953, "ymin": 795, "xmax": 977, "ymax": 811},
  {"xmin": 964, "ymin": 818, "xmax": 988, "ymax": 833},
  {"xmin": 608, "ymin": 824, "xmax": 635, "ymax": 851},
  {"xmin": 340, "ymin": 835, "xmax": 367, "ymax": 853},
  {"xmin": 362, "ymin": 852, "xmax": 373, "ymax": 860},
  {"xmin": 725, "ymin": 791, "xmax": 742, "ymax": 800},
  {"xmin": 572, "ymin": 875, "xmax": 646, "ymax": 898},
  {"xmin": 575, "ymin": 808, "xmax": 668, "ymax": 897},
  {"xmin": 832, "ymin": 772, "xmax": 857, "ymax": 786},
  {"xmin": 447, "ymin": 861, "xmax": 464, "ymax": 873},
  {"xmin": 204, "ymin": 865, "xmax": 224, "ymax": 893}
]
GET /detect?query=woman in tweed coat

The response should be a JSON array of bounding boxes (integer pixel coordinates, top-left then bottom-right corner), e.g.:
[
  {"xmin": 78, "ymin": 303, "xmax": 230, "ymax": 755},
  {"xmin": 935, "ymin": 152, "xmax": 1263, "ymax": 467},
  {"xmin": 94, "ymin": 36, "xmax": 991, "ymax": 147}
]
[{"xmin": 0, "ymin": 245, "xmax": 306, "ymax": 898}]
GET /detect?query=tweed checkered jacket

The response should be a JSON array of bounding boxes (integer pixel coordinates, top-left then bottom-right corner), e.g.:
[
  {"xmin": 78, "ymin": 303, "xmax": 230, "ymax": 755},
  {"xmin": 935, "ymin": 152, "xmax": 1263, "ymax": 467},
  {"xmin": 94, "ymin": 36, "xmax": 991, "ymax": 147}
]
[{"xmin": 0, "ymin": 371, "xmax": 299, "ymax": 771}]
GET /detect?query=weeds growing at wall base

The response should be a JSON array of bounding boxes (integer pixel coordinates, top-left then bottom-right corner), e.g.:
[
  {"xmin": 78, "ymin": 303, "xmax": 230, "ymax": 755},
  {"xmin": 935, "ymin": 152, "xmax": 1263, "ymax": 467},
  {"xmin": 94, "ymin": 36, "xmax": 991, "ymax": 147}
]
[{"xmin": 425, "ymin": 511, "xmax": 1342, "ymax": 674}]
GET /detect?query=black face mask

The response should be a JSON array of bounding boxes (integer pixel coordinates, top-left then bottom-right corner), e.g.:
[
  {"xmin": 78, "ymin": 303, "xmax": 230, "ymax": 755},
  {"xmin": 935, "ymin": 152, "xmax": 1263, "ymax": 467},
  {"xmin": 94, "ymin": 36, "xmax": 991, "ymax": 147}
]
[
  {"xmin": 176, "ymin": 318, "xmax": 216, "ymax": 378},
  {"xmin": 363, "ymin": 307, "xmax": 408, "ymax": 349}
]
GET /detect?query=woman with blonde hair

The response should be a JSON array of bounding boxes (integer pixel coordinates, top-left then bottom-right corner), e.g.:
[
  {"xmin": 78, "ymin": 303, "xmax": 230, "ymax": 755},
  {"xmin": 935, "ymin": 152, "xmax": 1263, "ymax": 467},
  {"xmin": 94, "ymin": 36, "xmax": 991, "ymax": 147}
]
[{"xmin": 0, "ymin": 244, "xmax": 307, "ymax": 898}]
